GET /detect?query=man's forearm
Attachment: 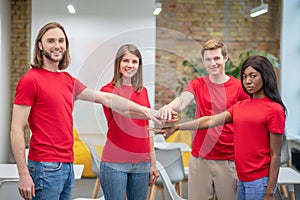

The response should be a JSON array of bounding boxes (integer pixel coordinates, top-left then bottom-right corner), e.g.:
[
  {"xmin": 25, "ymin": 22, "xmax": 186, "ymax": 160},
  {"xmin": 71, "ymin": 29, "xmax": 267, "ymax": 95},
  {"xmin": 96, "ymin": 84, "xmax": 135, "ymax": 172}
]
[
  {"xmin": 10, "ymin": 105, "xmax": 31, "ymax": 177},
  {"xmin": 99, "ymin": 91, "xmax": 149, "ymax": 115},
  {"xmin": 168, "ymin": 98, "xmax": 183, "ymax": 112},
  {"xmin": 79, "ymin": 89, "xmax": 148, "ymax": 114},
  {"xmin": 122, "ymin": 109, "xmax": 159, "ymax": 120},
  {"xmin": 10, "ymin": 130, "xmax": 29, "ymax": 176},
  {"xmin": 170, "ymin": 92, "xmax": 194, "ymax": 112}
]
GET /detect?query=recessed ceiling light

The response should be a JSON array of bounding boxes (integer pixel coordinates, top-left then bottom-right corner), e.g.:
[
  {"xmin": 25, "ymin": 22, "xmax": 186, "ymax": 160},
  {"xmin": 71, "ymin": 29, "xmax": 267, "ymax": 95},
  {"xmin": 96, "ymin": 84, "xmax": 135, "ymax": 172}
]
[{"xmin": 67, "ymin": 4, "xmax": 76, "ymax": 14}]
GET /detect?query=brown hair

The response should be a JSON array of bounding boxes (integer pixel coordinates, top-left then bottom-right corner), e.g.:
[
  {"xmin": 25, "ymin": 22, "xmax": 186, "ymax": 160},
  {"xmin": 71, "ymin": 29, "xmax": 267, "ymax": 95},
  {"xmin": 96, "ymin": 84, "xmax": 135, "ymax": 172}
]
[
  {"xmin": 112, "ymin": 44, "xmax": 143, "ymax": 92},
  {"xmin": 201, "ymin": 39, "xmax": 228, "ymax": 58},
  {"xmin": 31, "ymin": 22, "xmax": 70, "ymax": 70}
]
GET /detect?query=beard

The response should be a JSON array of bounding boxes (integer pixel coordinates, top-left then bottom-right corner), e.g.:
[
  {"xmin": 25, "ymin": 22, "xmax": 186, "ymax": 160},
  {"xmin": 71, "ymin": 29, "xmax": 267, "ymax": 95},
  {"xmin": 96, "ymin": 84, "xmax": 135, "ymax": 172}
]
[{"xmin": 42, "ymin": 50, "xmax": 65, "ymax": 63}]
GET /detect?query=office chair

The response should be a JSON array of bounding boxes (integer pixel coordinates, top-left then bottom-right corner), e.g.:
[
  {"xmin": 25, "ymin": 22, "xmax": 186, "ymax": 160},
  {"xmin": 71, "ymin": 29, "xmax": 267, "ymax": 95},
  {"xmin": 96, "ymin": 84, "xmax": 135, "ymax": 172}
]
[
  {"xmin": 278, "ymin": 134, "xmax": 294, "ymax": 200},
  {"xmin": 156, "ymin": 161, "xmax": 187, "ymax": 200},
  {"xmin": 154, "ymin": 134, "xmax": 166, "ymax": 143},
  {"xmin": 148, "ymin": 148, "xmax": 185, "ymax": 200},
  {"xmin": 0, "ymin": 179, "xmax": 23, "ymax": 200}
]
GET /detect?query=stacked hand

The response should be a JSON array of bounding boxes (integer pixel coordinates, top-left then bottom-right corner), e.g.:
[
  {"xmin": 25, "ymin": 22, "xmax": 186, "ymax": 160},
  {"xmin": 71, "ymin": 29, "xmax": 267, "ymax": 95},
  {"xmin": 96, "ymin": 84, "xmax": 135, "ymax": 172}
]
[
  {"xmin": 158, "ymin": 105, "xmax": 177, "ymax": 121},
  {"xmin": 147, "ymin": 107, "xmax": 178, "ymax": 124},
  {"xmin": 148, "ymin": 105, "xmax": 179, "ymax": 137},
  {"xmin": 148, "ymin": 123, "xmax": 179, "ymax": 137}
]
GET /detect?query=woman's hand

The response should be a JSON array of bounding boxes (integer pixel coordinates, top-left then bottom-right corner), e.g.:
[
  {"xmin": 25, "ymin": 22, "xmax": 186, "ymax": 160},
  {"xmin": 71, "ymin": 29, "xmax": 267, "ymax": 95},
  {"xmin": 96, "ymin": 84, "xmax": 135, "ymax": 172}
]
[
  {"xmin": 149, "ymin": 164, "xmax": 159, "ymax": 186},
  {"xmin": 264, "ymin": 192, "xmax": 274, "ymax": 200},
  {"xmin": 148, "ymin": 123, "xmax": 179, "ymax": 137}
]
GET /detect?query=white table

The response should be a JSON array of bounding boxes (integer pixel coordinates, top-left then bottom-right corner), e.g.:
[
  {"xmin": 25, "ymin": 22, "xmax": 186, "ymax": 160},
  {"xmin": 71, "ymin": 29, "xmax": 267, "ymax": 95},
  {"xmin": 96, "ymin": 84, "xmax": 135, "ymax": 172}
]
[
  {"xmin": 74, "ymin": 164, "xmax": 84, "ymax": 180},
  {"xmin": 154, "ymin": 142, "xmax": 191, "ymax": 152},
  {"xmin": 0, "ymin": 164, "xmax": 19, "ymax": 179},
  {"xmin": 277, "ymin": 167, "xmax": 300, "ymax": 200},
  {"xmin": 0, "ymin": 164, "xmax": 84, "ymax": 180},
  {"xmin": 278, "ymin": 167, "xmax": 300, "ymax": 184}
]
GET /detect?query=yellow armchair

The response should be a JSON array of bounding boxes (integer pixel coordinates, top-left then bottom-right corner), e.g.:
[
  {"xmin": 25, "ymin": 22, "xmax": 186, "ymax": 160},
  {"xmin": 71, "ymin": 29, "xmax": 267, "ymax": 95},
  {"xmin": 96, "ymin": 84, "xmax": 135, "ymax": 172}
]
[{"xmin": 73, "ymin": 129, "xmax": 103, "ymax": 178}]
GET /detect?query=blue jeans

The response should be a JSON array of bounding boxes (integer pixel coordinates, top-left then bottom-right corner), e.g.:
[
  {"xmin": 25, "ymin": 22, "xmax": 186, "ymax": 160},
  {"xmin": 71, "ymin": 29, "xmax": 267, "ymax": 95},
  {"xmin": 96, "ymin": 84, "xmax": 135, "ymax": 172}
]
[
  {"xmin": 100, "ymin": 162, "xmax": 150, "ymax": 200},
  {"xmin": 238, "ymin": 176, "xmax": 277, "ymax": 200},
  {"xmin": 28, "ymin": 160, "xmax": 74, "ymax": 200}
]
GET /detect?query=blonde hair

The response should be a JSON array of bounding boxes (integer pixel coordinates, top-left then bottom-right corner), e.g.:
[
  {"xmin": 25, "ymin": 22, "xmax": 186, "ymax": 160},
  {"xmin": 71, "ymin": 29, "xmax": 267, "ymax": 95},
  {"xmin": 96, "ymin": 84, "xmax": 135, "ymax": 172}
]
[{"xmin": 201, "ymin": 39, "xmax": 228, "ymax": 58}]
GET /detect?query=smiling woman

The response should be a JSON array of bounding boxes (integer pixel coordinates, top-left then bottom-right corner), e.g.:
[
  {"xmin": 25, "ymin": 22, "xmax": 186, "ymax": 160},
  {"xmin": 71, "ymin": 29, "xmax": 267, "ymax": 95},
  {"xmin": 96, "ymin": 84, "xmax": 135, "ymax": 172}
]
[{"xmin": 99, "ymin": 44, "xmax": 159, "ymax": 200}]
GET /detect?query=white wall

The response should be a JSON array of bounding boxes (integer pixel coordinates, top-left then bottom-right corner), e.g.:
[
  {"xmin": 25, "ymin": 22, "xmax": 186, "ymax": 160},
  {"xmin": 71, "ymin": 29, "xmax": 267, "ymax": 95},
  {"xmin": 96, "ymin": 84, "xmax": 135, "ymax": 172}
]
[
  {"xmin": 0, "ymin": 0, "xmax": 12, "ymax": 162},
  {"xmin": 32, "ymin": 0, "xmax": 156, "ymax": 144},
  {"xmin": 281, "ymin": 0, "xmax": 300, "ymax": 139}
]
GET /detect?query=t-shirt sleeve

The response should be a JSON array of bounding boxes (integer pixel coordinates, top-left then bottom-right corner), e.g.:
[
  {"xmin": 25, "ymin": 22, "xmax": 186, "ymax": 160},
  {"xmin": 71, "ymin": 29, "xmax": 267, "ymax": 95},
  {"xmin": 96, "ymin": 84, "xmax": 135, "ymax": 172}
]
[
  {"xmin": 227, "ymin": 99, "xmax": 241, "ymax": 116},
  {"xmin": 100, "ymin": 84, "xmax": 114, "ymax": 93},
  {"xmin": 184, "ymin": 79, "xmax": 197, "ymax": 95},
  {"xmin": 267, "ymin": 105, "xmax": 286, "ymax": 134},
  {"xmin": 227, "ymin": 103, "xmax": 235, "ymax": 116},
  {"xmin": 14, "ymin": 74, "xmax": 36, "ymax": 106},
  {"xmin": 73, "ymin": 78, "xmax": 87, "ymax": 98},
  {"xmin": 100, "ymin": 83, "xmax": 114, "ymax": 111},
  {"xmin": 141, "ymin": 87, "xmax": 151, "ymax": 108}
]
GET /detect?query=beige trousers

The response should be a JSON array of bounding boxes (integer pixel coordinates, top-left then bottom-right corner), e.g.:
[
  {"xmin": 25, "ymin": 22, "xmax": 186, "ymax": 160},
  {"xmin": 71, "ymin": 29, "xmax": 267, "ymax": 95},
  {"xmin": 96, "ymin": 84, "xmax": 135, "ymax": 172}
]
[{"xmin": 188, "ymin": 156, "xmax": 237, "ymax": 200}]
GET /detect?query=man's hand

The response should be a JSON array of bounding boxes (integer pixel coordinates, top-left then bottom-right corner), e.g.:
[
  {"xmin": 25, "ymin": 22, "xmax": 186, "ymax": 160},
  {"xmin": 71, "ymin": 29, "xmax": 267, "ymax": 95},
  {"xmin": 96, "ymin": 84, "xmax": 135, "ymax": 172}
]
[
  {"xmin": 158, "ymin": 105, "xmax": 178, "ymax": 121},
  {"xmin": 18, "ymin": 173, "xmax": 35, "ymax": 200},
  {"xmin": 147, "ymin": 108, "xmax": 177, "ymax": 124}
]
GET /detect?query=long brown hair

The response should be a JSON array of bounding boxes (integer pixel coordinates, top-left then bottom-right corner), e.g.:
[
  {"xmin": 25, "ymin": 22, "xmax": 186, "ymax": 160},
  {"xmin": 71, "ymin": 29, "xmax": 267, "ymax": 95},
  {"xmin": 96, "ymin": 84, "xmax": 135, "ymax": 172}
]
[
  {"xmin": 31, "ymin": 22, "xmax": 70, "ymax": 70},
  {"xmin": 112, "ymin": 44, "xmax": 143, "ymax": 91}
]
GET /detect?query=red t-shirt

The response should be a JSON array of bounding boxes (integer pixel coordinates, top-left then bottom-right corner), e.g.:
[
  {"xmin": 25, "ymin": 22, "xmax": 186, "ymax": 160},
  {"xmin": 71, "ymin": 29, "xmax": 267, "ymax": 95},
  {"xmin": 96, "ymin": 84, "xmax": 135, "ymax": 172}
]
[
  {"xmin": 228, "ymin": 97, "xmax": 286, "ymax": 182},
  {"xmin": 100, "ymin": 82, "xmax": 151, "ymax": 163},
  {"xmin": 14, "ymin": 68, "xmax": 86, "ymax": 162},
  {"xmin": 185, "ymin": 76, "xmax": 249, "ymax": 160}
]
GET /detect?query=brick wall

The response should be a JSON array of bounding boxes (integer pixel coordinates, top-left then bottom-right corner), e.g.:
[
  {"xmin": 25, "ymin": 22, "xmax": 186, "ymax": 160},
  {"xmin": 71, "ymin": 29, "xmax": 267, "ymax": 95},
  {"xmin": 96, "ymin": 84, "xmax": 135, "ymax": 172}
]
[
  {"xmin": 10, "ymin": 0, "xmax": 31, "ymax": 104},
  {"xmin": 10, "ymin": 0, "xmax": 32, "ymax": 142},
  {"xmin": 155, "ymin": 0, "xmax": 281, "ymax": 108}
]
